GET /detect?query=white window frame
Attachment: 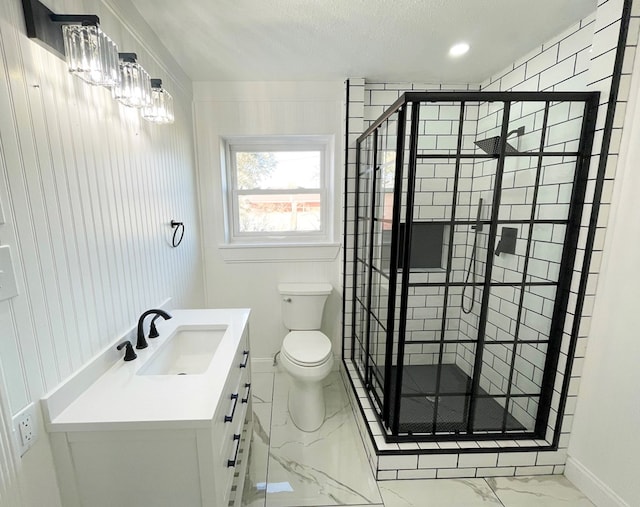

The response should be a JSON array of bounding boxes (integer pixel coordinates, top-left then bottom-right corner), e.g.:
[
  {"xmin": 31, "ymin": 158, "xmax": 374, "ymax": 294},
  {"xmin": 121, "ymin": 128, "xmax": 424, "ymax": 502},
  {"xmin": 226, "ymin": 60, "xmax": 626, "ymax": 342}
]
[{"xmin": 221, "ymin": 135, "xmax": 334, "ymax": 247}]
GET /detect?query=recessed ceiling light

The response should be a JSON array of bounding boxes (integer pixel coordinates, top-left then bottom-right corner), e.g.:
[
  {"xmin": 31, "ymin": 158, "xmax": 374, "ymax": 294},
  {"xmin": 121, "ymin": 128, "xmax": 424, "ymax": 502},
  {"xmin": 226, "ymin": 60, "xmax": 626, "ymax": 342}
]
[{"xmin": 449, "ymin": 42, "xmax": 470, "ymax": 57}]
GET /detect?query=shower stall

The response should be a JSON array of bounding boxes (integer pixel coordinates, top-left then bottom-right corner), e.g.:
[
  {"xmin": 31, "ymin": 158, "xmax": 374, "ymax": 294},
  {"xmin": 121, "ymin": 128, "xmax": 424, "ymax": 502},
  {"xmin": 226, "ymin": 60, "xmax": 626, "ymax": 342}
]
[{"xmin": 347, "ymin": 91, "xmax": 599, "ymax": 443}]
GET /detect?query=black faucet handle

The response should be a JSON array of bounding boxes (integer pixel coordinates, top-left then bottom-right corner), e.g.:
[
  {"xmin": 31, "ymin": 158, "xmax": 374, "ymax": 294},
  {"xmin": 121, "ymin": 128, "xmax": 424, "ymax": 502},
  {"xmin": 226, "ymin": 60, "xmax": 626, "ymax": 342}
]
[
  {"xmin": 116, "ymin": 340, "xmax": 137, "ymax": 361},
  {"xmin": 149, "ymin": 310, "xmax": 172, "ymax": 338},
  {"xmin": 149, "ymin": 316, "xmax": 161, "ymax": 339}
]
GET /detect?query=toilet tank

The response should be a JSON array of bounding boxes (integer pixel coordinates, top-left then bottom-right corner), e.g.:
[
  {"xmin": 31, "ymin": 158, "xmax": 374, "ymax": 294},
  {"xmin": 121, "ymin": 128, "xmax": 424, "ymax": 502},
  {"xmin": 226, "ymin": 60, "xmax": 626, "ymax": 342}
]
[{"xmin": 279, "ymin": 283, "xmax": 333, "ymax": 330}]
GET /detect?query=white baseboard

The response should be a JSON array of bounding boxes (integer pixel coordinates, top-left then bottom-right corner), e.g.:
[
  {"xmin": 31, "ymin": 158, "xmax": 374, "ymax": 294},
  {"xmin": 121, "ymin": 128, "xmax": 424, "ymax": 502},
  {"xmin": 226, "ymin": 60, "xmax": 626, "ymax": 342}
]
[{"xmin": 565, "ymin": 456, "xmax": 629, "ymax": 507}]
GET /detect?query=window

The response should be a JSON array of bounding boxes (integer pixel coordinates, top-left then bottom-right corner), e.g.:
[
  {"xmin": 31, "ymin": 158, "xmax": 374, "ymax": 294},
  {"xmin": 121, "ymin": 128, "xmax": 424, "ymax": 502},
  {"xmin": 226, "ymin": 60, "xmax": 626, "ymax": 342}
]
[{"xmin": 223, "ymin": 136, "xmax": 333, "ymax": 245}]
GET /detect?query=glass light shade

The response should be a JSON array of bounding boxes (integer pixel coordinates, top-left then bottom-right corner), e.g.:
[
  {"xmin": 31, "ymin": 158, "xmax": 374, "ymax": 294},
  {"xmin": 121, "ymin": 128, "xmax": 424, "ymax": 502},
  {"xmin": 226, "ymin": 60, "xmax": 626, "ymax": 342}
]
[
  {"xmin": 113, "ymin": 61, "xmax": 152, "ymax": 108},
  {"xmin": 142, "ymin": 87, "xmax": 174, "ymax": 124},
  {"xmin": 62, "ymin": 24, "xmax": 119, "ymax": 87}
]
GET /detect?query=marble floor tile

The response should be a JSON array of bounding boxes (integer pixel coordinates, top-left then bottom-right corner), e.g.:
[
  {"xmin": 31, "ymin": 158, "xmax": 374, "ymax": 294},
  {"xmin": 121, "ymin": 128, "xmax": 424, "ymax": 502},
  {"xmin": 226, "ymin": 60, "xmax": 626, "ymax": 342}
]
[
  {"xmin": 242, "ymin": 369, "xmax": 596, "ymax": 507},
  {"xmin": 252, "ymin": 372, "xmax": 275, "ymax": 404},
  {"xmin": 486, "ymin": 476, "xmax": 595, "ymax": 507},
  {"xmin": 270, "ymin": 368, "xmax": 289, "ymax": 403},
  {"xmin": 264, "ymin": 372, "xmax": 382, "ymax": 507},
  {"xmin": 379, "ymin": 478, "xmax": 503, "ymax": 507},
  {"xmin": 242, "ymin": 403, "xmax": 273, "ymax": 507}
]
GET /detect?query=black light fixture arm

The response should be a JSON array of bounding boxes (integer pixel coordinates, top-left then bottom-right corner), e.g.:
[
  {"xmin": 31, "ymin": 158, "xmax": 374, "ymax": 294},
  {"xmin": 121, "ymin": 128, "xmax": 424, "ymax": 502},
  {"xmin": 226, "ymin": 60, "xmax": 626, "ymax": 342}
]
[
  {"xmin": 49, "ymin": 14, "xmax": 100, "ymax": 25},
  {"xmin": 21, "ymin": 0, "xmax": 101, "ymax": 59},
  {"xmin": 118, "ymin": 52, "xmax": 138, "ymax": 63}
]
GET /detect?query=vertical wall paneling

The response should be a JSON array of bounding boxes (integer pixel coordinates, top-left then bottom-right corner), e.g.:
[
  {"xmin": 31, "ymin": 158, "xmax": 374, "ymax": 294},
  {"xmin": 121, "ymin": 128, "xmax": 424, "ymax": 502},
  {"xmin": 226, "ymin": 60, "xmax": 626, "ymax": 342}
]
[
  {"xmin": 193, "ymin": 81, "xmax": 344, "ymax": 362},
  {"xmin": 0, "ymin": 365, "xmax": 22, "ymax": 506},
  {"xmin": 0, "ymin": 0, "xmax": 204, "ymax": 504}
]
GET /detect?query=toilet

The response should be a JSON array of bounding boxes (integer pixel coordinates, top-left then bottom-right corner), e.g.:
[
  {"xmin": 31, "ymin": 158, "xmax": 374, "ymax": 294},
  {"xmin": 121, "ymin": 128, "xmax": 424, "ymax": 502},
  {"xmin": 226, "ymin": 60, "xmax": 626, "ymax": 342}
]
[{"xmin": 278, "ymin": 282, "xmax": 333, "ymax": 432}]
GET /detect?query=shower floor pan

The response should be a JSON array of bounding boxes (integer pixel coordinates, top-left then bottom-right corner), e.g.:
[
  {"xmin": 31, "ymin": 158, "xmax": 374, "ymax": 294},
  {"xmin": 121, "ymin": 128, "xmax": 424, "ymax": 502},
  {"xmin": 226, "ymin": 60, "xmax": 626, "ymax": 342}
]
[{"xmin": 384, "ymin": 364, "xmax": 526, "ymax": 435}]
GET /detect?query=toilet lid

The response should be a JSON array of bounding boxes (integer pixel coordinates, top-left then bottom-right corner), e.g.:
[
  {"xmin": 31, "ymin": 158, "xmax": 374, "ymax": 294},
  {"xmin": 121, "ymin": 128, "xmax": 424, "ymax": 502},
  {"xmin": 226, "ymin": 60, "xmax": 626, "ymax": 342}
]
[{"xmin": 282, "ymin": 331, "xmax": 332, "ymax": 366}]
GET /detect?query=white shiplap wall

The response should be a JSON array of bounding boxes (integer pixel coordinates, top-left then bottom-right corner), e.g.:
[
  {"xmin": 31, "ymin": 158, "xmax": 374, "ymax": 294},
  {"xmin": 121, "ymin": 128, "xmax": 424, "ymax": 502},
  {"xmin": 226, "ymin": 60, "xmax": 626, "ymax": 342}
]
[
  {"xmin": 192, "ymin": 81, "xmax": 344, "ymax": 363},
  {"xmin": 0, "ymin": 0, "xmax": 203, "ymax": 504}
]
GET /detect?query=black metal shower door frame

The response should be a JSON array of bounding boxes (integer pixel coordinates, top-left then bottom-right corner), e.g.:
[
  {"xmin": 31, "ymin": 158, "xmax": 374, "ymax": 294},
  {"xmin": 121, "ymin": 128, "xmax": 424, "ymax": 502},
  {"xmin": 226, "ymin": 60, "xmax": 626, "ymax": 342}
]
[{"xmin": 351, "ymin": 91, "xmax": 599, "ymax": 443}]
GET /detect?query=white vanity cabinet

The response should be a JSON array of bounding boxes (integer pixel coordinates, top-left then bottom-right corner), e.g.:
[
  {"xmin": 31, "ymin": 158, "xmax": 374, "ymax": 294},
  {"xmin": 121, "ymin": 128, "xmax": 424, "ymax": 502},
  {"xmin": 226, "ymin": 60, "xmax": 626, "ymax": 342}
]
[
  {"xmin": 198, "ymin": 331, "xmax": 252, "ymax": 506},
  {"xmin": 43, "ymin": 309, "xmax": 252, "ymax": 507}
]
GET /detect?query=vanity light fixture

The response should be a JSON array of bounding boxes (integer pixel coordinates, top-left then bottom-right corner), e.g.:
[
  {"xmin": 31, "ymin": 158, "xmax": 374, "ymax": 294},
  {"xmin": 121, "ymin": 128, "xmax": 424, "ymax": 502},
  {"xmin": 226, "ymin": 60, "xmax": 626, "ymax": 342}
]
[
  {"xmin": 113, "ymin": 53, "xmax": 152, "ymax": 108},
  {"xmin": 142, "ymin": 79, "xmax": 175, "ymax": 124},
  {"xmin": 62, "ymin": 24, "xmax": 119, "ymax": 87},
  {"xmin": 21, "ymin": 0, "xmax": 175, "ymax": 125},
  {"xmin": 449, "ymin": 42, "xmax": 470, "ymax": 57},
  {"xmin": 21, "ymin": 0, "xmax": 119, "ymax": 87}
]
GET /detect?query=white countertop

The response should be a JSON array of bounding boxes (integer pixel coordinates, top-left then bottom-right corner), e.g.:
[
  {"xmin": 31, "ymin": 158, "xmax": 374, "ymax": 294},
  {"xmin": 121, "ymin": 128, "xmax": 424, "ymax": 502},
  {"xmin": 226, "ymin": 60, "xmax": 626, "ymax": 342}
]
[{"xmin": 43, "ymin": 309, "xmax": 250, "ymax": 432}]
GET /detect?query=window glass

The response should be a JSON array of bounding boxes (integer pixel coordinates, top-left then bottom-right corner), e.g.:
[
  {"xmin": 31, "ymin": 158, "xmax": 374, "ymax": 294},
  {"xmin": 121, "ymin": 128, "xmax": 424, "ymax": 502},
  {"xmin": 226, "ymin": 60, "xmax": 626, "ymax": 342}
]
[
  {"xmin": 235, "ymin": 151, "xmax": 320, "ymax": 190},
  {"xmin": 224, "ymin": 137, "xmax": 332, "ymax": 243}
]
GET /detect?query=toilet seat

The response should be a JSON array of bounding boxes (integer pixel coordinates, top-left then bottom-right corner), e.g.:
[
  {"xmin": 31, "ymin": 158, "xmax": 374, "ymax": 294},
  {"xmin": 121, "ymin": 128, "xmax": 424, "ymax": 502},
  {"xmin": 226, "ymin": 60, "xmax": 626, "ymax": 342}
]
[{"xmin": 282, "ymin": 331, "xmax": 332, "ymax": 367}]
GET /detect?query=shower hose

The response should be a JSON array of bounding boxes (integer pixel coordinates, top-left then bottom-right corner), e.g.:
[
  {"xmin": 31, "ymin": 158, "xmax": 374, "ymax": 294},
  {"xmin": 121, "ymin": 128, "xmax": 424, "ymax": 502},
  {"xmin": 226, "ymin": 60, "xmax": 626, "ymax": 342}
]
[
  {"xmin": 462, "ymin": 198, "xmax": 483, "ymax": 314},
  {"xmin": 461, "ymin": 231, "xmax": 478, "ymax": 314}
]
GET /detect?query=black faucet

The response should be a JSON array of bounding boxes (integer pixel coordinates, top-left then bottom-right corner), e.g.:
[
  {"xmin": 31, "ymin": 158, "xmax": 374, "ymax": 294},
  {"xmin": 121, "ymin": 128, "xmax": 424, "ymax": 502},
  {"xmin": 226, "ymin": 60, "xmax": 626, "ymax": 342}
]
[{"xmin": 136, "ymin": 309, "xmax": 172, "ymax": 349}]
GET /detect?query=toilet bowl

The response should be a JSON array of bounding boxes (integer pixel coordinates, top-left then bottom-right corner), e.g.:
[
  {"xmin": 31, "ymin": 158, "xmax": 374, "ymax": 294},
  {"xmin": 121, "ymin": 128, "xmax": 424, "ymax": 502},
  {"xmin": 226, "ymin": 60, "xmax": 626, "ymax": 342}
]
[
  {"xmin": 280, "ymin": 331, "xmax": 333, "ymax": 431},
  {"xmin": 278, "ymin": 283, "xmax": 333, "ymax": 432}
]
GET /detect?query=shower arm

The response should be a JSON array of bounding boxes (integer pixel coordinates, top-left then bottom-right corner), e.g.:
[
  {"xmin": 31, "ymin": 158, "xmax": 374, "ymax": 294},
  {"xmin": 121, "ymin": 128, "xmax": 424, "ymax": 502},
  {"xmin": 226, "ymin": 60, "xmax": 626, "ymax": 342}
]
[{"xmin": 507, "ymin": 126, "xmax": 525, "ymax": 138}]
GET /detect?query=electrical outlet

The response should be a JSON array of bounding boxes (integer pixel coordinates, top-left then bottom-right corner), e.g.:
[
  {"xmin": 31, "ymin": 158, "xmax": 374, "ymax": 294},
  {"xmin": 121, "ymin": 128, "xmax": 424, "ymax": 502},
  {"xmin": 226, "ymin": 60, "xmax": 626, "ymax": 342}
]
[{"xmin": 13, "ymin": 402, "xmax": 38, "ymax": 457}]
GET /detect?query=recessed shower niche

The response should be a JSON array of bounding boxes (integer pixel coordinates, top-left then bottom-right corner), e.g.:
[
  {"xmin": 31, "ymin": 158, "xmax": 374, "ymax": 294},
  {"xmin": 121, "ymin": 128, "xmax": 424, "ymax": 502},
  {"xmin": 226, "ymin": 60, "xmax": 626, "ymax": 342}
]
[
  {"xmin": 347, "ymin": 91, "xmax": 599, "ymax": 446},
  {"xmin": 382, "ymin": 222, "xmax": 448, "ymax": 272}
]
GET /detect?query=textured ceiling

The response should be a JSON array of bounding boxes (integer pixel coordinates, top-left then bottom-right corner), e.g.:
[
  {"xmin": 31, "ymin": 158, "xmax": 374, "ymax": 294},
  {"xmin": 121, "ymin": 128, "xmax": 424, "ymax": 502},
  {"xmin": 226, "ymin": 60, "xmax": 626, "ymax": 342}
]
[{"xmin": 125, "ymin": 0, "xmax": 596, "ymax": 83}]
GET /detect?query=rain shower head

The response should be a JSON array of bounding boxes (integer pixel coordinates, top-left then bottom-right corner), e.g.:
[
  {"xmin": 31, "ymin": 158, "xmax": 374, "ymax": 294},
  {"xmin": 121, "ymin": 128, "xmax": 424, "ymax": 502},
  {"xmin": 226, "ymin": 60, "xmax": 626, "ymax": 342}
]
[{"xmin": 474, "ymin": 126, "xmax": 525, "ymax": 156}]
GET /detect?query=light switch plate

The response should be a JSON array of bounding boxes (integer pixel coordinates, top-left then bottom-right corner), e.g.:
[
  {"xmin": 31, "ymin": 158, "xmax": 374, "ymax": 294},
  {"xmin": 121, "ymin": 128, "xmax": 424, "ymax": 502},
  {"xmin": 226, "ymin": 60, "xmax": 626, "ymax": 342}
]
[{"xmin": 0, "ymin": 245, "xmax": 19, "ymax": 301}]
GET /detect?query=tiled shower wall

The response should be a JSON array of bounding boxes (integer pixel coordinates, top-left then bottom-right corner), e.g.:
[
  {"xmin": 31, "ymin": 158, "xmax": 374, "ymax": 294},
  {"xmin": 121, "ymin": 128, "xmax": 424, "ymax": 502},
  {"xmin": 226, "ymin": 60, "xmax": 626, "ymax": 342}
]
[
  {"xmin": 454, "ymin": 98, "xmax": 592, "ymax": 431},
  {"xmin": 343, "ymin": 0, "xmax": 639, "ymax": 479}
]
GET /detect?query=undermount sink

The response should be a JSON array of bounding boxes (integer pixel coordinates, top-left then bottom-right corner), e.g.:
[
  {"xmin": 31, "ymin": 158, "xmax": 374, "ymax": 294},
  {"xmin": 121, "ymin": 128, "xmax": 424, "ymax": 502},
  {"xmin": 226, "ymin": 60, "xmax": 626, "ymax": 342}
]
[{"xmin": 138, "ymin": 325, "xmax": 228, "ymax": 375}]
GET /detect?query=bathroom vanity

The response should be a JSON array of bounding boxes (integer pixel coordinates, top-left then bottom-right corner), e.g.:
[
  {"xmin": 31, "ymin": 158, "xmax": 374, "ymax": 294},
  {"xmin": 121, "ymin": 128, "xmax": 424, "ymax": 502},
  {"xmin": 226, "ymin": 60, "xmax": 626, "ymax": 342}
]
[{"xmin": 42, "ymin": 309, "xmax": 252, "ymax": 507}]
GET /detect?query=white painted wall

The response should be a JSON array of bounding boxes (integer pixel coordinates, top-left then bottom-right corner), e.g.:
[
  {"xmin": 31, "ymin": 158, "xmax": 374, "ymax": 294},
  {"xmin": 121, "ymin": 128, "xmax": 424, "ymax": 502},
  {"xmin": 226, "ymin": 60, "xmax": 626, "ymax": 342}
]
[
  {"xmin": 566, "ymin": 35, "xmax": 640, "ymax": 507},
  {"xmin": 193, "ymin": 81, "xmax": 344, "ymax": 362},
  {"xmin": 0, "ymin": 0, "xmax": 203, "ymax": 505}
]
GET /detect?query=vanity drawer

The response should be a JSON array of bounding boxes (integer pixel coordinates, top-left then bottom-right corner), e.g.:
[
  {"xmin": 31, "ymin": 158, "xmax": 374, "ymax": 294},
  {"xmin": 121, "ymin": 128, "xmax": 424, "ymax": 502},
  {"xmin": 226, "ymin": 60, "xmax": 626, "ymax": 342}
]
[
  {"xmin": 211, "ymin": 328, "xmax": 251, "ymax": 505},
  {"xmin": 216, "ymin": 408, "xmax": 251, "ymax": 506},
  {"xmin": 217, "ymin": 367, "xmax": 250, "ymax": 454},
  {"xmin": 212, "ymin": 330, "xmax": 251, "ymax": 459}
]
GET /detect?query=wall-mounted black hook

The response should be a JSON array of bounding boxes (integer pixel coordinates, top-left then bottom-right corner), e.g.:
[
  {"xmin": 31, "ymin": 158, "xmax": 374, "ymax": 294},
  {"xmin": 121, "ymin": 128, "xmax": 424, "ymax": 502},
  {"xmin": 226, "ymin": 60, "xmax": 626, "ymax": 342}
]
[{"xmin": 170, "ymin": 220, "xmax": 184, "ymax": 247}]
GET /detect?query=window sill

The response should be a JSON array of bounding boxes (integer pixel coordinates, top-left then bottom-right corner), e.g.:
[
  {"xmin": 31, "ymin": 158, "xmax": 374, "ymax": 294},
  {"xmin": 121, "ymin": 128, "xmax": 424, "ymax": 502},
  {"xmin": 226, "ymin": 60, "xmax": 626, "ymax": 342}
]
[{"xmin": 218, "ymin": 242, "xmax": 341, "ymax": 263}]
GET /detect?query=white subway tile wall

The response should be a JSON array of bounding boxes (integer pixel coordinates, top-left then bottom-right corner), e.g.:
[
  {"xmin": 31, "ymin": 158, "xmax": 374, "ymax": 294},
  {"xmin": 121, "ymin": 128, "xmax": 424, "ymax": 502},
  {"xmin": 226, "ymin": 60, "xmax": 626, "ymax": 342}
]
[{"xmin": 342, "ymin": 0, "xmax": 637, "ymax": 479}]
